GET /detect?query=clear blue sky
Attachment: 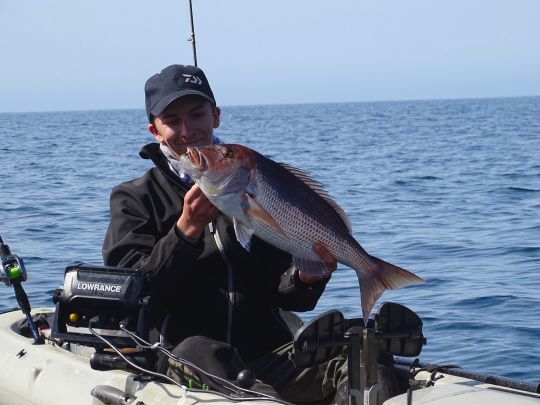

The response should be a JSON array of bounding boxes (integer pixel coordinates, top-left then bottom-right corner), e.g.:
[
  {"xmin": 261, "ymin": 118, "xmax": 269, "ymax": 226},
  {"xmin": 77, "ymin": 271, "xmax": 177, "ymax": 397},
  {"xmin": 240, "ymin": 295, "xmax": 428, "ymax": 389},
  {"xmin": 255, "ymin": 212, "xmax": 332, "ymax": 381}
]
[{"xmin": 1, "ymin": 0, "xmax": 539, "ymax": 113}]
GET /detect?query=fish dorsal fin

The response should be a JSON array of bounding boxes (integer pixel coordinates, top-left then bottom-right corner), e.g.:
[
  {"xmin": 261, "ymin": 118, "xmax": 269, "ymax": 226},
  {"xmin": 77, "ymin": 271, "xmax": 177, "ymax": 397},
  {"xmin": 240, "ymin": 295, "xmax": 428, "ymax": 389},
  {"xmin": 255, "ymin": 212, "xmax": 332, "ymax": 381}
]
[{"xmin": 278, "ymin": 162, "xmax": 352, "ymax": 232}]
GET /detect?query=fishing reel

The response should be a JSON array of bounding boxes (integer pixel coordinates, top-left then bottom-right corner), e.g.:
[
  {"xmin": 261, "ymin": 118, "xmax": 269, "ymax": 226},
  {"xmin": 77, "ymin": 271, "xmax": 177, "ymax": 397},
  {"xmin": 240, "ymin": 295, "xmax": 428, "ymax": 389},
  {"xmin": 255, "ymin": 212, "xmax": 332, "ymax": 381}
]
[
  {"xmin": 0, "ymin": 249, "xmax": 26, "ymax": 287},
  {"xmin": 0, "ymin": 236, "xmax": 44, "ymax": 344},
  {"xmin": 0, "ymin": 237, "xmax": 27, "ymax": 287}
]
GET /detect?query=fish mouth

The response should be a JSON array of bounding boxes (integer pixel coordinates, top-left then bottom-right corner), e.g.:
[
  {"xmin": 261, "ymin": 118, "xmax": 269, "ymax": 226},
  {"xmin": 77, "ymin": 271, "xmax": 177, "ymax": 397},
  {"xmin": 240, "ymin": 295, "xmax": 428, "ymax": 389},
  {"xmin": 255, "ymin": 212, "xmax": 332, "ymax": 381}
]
[{"xmin": 185, "ymin": 147, "xmax": 207, "ymax": 172}]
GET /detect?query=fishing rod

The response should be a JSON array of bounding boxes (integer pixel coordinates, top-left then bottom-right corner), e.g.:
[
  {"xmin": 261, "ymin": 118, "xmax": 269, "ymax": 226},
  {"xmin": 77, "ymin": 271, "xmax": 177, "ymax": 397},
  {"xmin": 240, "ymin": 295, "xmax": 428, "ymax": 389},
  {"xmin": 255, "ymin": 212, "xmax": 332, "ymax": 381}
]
[
  {"xmin": 0, "ymin": 235, "xmax": 44, "ymax": 344},
  {"xmin": 394, "ymin": 358, "xmax": 540, "ymax": 394},
  {"xmin": 187, "ymin": 0, "xmax": 198, "ymax": 66}
]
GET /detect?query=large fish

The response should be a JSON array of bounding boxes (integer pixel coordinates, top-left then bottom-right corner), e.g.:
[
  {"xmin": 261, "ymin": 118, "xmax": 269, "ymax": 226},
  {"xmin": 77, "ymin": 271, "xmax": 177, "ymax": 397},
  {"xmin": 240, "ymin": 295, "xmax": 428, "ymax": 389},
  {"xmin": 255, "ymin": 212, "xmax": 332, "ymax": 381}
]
[{"xmin": 179, "ymin": 144, "xmax": 424, "ymax": 322}]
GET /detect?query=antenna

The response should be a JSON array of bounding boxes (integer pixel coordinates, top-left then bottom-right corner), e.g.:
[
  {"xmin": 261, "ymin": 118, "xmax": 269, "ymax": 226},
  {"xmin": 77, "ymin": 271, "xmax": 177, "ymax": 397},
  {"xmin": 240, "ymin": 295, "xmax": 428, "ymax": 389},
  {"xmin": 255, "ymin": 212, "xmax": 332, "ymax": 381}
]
[{"xmin": 187, "ymin": 0, "xmax": 198, "ymax": 66}]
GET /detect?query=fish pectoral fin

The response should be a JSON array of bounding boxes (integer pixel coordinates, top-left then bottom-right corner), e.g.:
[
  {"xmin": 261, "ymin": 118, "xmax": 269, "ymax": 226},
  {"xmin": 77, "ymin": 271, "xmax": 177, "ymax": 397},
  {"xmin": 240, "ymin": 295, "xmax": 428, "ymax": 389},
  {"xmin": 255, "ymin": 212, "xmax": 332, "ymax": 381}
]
[
  {"xmin": 233, "ymin": 218, "xmax": 255, "ymax": 251},
  {"xmin": 243, "ymin": 193, "xmax": 286, "ymax": 236},
  {"xmin": 293, "ymin": 256, "xmax": 332, "ymax": 278}
]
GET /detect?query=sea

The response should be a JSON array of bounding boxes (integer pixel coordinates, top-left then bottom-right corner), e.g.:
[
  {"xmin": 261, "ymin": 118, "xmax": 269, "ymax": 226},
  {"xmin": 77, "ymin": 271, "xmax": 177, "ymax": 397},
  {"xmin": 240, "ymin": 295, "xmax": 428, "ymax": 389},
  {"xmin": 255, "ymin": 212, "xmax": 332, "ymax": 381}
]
[{"xmin": 1, "ymin": 96, "xmax": 539, "ymax": 383}]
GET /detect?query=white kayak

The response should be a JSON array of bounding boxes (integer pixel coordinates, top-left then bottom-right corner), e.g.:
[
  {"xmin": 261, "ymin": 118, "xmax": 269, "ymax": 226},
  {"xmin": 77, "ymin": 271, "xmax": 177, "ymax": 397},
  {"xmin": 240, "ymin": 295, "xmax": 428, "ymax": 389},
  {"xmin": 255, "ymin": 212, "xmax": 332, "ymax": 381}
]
[
  {"xmin": 0, "ymin": 308, "xmax": 280, "ymax": 405},
  {"xmin": 1, "ymin": 307, "xmax": 539, "ymax": 405},
  {"xmin": 387, "ymin": 371, "xmax": 540, "ymax": 405}
]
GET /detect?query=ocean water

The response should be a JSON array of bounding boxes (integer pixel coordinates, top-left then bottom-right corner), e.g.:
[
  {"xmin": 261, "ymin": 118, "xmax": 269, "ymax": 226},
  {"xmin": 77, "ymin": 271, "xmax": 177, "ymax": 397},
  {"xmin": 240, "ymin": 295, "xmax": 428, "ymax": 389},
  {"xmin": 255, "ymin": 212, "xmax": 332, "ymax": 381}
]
[{"xmin": 1, "ymin": 97, "xmax": 539, "ymax": 383}]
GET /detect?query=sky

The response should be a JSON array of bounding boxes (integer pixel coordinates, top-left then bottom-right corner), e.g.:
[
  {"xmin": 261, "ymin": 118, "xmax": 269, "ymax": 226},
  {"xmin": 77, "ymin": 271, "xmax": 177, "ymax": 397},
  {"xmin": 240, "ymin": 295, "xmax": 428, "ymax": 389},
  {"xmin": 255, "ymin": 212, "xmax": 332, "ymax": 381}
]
[{"xmin": 1, "ymin": 0, "xmax": 539, "ymax": 113}]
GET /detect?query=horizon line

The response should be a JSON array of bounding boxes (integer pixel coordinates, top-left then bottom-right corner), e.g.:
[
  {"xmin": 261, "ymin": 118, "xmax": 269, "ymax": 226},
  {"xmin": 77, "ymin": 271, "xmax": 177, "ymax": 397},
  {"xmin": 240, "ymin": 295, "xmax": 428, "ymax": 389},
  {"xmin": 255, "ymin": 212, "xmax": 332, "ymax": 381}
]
[{"xmin": 1, "ymin": 94, "xmax": 538, "ymax": 115}]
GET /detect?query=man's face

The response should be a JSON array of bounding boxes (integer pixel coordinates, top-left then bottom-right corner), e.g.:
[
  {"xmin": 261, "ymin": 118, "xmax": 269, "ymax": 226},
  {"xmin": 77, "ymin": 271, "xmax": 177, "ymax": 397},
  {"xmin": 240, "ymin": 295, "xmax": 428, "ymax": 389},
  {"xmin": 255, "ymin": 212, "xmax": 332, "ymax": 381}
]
[{"xmin": 149, "ymin": 95, "xmax": 220, "ymax": 157}]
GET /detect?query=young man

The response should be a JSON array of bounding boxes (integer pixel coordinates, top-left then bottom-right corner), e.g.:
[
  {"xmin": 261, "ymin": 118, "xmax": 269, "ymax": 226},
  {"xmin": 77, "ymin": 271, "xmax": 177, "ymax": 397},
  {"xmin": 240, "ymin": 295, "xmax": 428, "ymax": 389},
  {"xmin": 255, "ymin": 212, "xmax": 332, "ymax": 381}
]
[{"xmin": 102, "ymin": 64, "xmax": 344, "ymax": 402}]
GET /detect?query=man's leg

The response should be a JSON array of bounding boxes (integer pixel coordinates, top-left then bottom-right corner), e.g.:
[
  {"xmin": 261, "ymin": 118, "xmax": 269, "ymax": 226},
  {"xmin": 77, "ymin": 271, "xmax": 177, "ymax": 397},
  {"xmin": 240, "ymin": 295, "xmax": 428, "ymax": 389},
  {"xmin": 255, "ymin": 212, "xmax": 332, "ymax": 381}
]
[
  {"xmin": 248, "ymin": 342, "xmax": 348, "ymax": 404},
  {"xmin": 166, "ymin": 336, "xmax": 279, "ymax": 397},
  {"xmin": 249, "ymin": 343, "xmax": 401, "ymax": 405}
]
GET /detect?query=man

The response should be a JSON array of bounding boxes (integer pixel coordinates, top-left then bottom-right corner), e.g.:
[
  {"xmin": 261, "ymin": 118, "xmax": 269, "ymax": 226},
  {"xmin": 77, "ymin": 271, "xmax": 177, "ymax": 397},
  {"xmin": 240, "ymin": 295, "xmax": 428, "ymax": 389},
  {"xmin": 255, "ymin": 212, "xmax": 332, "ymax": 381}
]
[{"xmin": 102, "ymin": 64, "xmax": 344, "ymax": 402}]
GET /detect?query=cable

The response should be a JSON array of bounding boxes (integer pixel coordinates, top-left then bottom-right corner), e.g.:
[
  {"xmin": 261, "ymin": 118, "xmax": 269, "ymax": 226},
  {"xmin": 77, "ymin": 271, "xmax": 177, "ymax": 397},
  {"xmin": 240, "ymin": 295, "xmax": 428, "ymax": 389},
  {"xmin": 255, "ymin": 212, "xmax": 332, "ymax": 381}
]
[
  {"xmin": 119, "ymin": 325, "xmax": 285, "ymax": 401},
  {"xmin": 118, "ymin": 325, "xmax": 244, "ymax": 393},
  {"xmin": 88, "ymin": 323, "xmax": 293, "ymax": 404},
  {"xmin": 120, "ymin": 328, "xmax": 229, "ymax": 384},
  {"xmin": 88, "ymin": 323, "xmax": 188, "ymax": 390}
]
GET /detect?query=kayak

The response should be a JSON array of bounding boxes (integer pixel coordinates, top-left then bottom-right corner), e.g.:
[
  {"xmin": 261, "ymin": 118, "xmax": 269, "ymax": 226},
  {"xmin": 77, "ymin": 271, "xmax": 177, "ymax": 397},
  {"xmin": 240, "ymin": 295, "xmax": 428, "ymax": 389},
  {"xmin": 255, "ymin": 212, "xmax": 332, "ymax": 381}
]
[
  {"xmin": 0, "ymin": 307, "xmax": 280, "ymax": 405},
  {"xmin": 1, "ymin": 305, "xmax": 539, "ymax": 405},
  {"xmin": 388, "ymin": 368, "xmax": 540, "ymax": 405},
  {"xmin": 0, "ymin": 250, "xmax": 538, "ymax": 405}
]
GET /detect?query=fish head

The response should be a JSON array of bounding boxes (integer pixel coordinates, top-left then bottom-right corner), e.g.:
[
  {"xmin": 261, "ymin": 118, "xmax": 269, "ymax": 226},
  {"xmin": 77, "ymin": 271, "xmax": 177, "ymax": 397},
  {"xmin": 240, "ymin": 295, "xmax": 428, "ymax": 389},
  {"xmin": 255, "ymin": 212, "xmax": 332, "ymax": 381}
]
[{"xmin": 180, "ymin": 144, "xmax": 256, "ymax": 196}]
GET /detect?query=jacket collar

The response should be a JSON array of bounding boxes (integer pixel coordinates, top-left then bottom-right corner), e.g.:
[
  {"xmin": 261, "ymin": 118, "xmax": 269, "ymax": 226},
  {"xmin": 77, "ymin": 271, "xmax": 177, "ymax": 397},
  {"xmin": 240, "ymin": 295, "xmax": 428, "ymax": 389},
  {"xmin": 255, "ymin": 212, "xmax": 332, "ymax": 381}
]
[{"xmin": 139, "ymin": 143, "xmax": 189, "ymax": 189}]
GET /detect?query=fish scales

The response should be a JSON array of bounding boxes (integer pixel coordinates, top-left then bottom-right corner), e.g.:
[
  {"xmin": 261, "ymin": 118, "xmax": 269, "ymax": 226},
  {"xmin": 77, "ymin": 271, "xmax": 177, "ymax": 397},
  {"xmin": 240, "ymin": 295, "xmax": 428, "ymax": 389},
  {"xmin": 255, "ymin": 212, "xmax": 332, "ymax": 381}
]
[
  {"xmin": 252, "ymin": 162, "xmax": 351, "ymax": 259},
  {"xmin": 252, "ymin": 157, "xmax": 372, "ymax": 272},
  {"xmin": 256, "ymin": 156, "xmax": 347, "ymax": 230}
]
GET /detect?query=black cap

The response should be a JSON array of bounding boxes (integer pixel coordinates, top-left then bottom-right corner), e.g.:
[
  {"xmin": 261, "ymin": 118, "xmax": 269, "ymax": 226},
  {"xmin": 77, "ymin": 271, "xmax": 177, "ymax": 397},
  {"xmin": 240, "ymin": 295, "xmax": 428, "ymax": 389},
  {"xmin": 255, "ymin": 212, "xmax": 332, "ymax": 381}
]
[{"xmin": 144, "ymin": 64, "xmax": 216, "ymax": 122}]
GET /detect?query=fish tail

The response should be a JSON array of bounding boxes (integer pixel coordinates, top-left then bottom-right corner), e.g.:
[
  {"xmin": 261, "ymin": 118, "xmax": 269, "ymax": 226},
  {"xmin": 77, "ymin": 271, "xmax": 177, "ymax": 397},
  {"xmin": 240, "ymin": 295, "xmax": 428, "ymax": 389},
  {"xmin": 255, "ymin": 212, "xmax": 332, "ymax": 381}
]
[{"xmin": 356, "ymin": 255, "xmax": 424, "ymax": 324}]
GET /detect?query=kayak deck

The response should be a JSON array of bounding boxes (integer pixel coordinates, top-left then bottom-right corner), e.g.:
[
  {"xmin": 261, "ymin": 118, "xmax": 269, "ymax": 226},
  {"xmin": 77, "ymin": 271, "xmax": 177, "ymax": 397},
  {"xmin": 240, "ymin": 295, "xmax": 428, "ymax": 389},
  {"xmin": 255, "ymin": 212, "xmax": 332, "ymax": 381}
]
[
  {"xmin": 387, "ymin": 370, "xmax": 540, "ymax": 404},
  {"xmin": 0, "ymin": 307, "xmax": 281, "ymax": 405},
  {"xmin": 1, "ymin": 307, "xmax": 539, "ymax": 405}
]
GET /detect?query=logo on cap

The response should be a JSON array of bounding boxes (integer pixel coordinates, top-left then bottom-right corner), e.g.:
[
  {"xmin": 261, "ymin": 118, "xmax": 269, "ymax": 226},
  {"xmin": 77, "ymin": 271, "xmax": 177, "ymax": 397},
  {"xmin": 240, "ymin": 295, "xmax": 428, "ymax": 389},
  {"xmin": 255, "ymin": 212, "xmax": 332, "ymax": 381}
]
[{"xmin": 182, "ymin": 74, "xmax": 203, "ymax": 85}]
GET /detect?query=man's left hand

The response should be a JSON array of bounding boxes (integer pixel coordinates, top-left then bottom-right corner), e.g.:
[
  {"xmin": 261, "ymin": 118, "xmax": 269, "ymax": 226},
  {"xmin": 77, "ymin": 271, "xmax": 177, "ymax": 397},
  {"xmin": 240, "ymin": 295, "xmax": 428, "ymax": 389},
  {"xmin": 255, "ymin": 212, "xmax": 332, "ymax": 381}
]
[{"xmin": 298, "ymin": 243, "xmax": 337, "ymax": 285}]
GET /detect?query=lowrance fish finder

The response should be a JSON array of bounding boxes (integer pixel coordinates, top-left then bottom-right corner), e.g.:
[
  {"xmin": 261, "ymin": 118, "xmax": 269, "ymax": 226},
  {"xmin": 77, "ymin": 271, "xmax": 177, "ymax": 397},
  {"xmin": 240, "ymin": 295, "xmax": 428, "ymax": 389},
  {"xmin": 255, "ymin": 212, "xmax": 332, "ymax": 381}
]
[{"xmin": 51, "ymin": 263, "xmax": 151, "ymax": 348}]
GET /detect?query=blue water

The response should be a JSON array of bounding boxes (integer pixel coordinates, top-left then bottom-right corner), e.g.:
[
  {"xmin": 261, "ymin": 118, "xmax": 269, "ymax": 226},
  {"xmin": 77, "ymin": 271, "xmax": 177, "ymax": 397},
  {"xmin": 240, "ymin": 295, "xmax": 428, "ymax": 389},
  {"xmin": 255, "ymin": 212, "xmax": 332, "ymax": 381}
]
[{"xmin": 1, "ymin": 97, "xmax": 539, "ymax": 383}]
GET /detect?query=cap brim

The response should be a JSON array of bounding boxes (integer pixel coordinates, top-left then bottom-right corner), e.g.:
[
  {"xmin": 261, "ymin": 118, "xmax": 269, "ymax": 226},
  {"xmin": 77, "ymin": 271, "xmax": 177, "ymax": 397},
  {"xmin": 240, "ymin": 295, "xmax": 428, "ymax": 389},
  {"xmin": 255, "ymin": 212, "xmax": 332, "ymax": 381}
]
[{"xmin": 150, "ymin": 90, "xmax": 216, "ymax": 118}]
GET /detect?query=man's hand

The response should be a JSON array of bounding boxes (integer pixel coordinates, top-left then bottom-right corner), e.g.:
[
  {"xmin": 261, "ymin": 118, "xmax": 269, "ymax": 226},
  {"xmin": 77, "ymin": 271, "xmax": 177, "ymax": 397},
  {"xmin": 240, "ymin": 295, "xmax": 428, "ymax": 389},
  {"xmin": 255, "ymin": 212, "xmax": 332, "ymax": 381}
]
[
  {"xmin": 177, "ymin": 185, "xmax": 219, "ymax": 239},
  {"xmin": 298, "ymin": 243, "xmax": 337, "ymax": 285}
]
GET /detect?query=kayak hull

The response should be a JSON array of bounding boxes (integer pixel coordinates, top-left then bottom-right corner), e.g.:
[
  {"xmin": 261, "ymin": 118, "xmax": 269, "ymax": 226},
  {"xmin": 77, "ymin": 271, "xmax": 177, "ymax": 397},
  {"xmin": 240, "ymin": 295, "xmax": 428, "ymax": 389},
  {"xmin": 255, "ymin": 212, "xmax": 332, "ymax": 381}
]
[
  {"xmin": 387, "ymin": 371, "xmax": 540, "ymax": 405},
  {"xmin": 1, "ymin": 307, "xmax": 539, "ymax": 405},
  {"xmin": 0, "ymin": 308, "xmax": 279, "ymax": 405}
]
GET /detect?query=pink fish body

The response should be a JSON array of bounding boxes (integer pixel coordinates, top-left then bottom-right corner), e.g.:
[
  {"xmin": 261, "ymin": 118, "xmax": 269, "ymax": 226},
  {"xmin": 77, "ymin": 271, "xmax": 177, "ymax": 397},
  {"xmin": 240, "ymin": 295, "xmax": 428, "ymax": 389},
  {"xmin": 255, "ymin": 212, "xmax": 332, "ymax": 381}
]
[{"xmin": 179, "ymin": 144, "xmax": 424, "ymax": 321}]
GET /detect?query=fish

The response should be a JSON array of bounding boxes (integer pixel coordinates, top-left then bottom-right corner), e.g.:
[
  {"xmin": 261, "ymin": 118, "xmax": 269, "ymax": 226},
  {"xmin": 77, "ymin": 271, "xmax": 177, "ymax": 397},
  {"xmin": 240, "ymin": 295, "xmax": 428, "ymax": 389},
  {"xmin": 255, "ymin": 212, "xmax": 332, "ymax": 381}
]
[{"xmin": 179, "ymin": 143, "xmax": 424, "ymax": 322}]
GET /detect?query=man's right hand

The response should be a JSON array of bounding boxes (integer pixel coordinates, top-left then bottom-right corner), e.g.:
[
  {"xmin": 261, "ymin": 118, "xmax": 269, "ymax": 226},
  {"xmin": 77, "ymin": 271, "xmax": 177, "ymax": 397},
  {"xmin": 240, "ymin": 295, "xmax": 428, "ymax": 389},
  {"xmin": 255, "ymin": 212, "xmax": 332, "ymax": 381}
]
[{"xmin": 177, "ymin": 184, "xmax": 219, "ymax": 239}]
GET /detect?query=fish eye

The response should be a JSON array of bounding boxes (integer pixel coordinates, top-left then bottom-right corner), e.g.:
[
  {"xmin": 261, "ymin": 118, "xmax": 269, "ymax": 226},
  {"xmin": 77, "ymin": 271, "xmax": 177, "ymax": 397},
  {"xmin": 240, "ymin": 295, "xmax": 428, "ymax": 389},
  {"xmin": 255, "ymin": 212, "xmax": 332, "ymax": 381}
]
[{"xmin": 223, "ymin": 148, "xmax": 234, "ymax": 158}]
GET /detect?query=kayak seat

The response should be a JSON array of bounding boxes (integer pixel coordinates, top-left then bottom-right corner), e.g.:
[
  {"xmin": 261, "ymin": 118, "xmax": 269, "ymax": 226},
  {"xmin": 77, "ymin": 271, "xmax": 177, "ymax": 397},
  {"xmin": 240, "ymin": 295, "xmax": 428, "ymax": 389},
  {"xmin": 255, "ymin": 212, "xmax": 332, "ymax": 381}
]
[{"xmin": 280, "ymin": 309, "xmax": 304, "ymax": 335}]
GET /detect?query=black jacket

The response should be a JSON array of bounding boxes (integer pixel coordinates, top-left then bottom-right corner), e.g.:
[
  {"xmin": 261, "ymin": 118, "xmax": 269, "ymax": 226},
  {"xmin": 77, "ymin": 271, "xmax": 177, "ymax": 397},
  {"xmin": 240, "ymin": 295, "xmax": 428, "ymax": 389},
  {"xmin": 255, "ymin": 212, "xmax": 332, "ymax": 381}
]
[{"xmin": 102, "ymin": 143, "xmax": 327, "ymax": 361}]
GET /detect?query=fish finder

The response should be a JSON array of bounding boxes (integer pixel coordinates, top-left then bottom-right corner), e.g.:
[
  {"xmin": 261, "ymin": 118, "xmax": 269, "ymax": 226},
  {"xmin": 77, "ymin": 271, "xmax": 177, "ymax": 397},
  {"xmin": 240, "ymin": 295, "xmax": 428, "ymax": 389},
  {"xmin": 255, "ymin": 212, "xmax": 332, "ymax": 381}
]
[{"xmin": 51, "ymin": 263, "xmax": 151, "ymax": 348}]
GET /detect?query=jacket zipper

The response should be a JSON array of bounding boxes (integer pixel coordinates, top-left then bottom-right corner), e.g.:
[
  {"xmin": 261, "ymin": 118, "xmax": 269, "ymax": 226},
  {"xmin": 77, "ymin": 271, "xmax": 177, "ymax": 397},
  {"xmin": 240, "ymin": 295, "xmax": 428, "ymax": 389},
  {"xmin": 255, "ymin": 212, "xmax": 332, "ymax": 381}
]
[{"xmin": 209, "ymin": 220, "xmax": 235, "ymax": 344}]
